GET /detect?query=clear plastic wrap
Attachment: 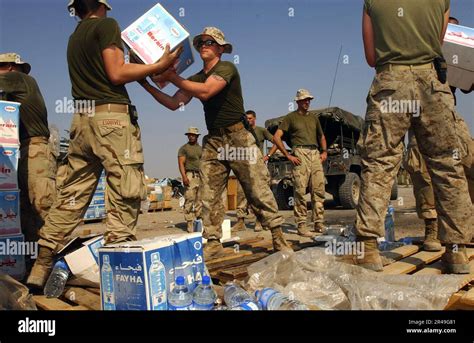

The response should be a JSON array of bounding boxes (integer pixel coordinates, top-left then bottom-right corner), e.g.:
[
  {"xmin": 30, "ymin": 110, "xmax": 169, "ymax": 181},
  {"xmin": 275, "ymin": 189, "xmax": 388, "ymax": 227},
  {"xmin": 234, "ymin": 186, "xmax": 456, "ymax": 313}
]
[
  {"xmin": 0, "ymin": 274, "xmax": 37, "ymax": 310},
  {"xmin": 246, "ymin": 248, "xmax": 466, "ymax": 310}
]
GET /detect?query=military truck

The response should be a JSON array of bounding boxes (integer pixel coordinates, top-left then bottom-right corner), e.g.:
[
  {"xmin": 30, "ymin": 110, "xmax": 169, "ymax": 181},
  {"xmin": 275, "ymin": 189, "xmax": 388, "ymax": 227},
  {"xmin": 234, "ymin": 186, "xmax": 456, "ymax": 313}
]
[{"xmin": 265, "ymin": 107, "xmax": 398, "ymax": 210}]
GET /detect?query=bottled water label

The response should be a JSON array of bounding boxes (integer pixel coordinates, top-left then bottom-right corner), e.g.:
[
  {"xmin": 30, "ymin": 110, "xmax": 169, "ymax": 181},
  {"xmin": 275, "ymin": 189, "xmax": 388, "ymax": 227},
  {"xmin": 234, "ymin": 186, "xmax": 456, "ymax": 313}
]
[
  {"xmin": 192, "ymin": 302, "xmax": 214, "ymax": 311},
  {"xmin": 168, "ymin": 304, "xmax": 192, "ymax": 311},
  {"xmin": 256, "ymin": 288, "xmax": 278, "ymax": 309},
  {"xmin": 233, "ymin": 301, "xmax": 259, "ymax": 311}
]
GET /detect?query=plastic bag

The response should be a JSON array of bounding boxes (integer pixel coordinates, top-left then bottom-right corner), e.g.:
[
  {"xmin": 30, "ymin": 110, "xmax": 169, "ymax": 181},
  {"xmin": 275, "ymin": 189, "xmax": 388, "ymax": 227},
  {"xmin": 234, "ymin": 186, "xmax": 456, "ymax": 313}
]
[
  {"xmin": 0, "ymin": 273, "xmax": 37, "ymax": 310},
  {"xmin": 246, "ymin": 248, "xmax": 465, "ymax": 310}
]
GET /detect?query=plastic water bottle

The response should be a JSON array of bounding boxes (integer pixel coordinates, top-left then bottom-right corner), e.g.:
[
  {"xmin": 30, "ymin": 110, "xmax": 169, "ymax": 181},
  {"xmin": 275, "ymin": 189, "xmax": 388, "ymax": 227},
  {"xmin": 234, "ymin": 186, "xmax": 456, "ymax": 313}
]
[
  {"xmin": 44, "ymin": 259, "xmax": 70, "ymax": 298},
  {"xmin": 101, "ymin": 254, "xmax": 116, "ymax": 310},
  {"xmin": 255, "ymin": 288, "xmax": 308, "ymax": 310},
  {"xmin": 384, "ymin": 205, "xmax": 395, "ymax": 242},
  {"xmin": 192, "ymin": 276, "xmax": 216, "ymax": 310},
  {"xmin": 149, "ymin": 252, "xmax": 167, "ymax": 310},
  {"xmin": 224, "ymin": 283, "xmax": 260, "ymax": 310},
  {"xmin": 168, "ymin": 276, "xmax": 193, "ymax": 310},
  {"xmin": 193, "ymin": 219, "xmax": 203, "ymax": 233}
]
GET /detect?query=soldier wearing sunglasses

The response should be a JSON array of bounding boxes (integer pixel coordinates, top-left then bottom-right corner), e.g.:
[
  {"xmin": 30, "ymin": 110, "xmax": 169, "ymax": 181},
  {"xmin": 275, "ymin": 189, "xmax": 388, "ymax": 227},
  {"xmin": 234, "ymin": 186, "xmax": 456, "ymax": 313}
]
[{"xmin": 139, "ymin": 27, "xmax": 293, "ymax": 259}]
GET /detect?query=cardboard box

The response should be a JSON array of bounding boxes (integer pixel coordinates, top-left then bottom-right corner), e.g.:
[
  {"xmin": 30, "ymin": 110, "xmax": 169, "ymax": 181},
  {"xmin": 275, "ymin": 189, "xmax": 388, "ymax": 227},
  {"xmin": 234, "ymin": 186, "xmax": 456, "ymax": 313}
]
[
  {"xmin": 0, "ymin": 145, "xmax": 19, "ymax": 190},
  {"xmin": 0, "ymin": 101, "xmax": 20, "ymax": 145},
  {"xmin": 84, "ymin": 205, "xmax": 106, "ymax": 220},
  {"xmin": 162, "ymin": 185, "xmax": 172, "ymax": 201},
  {"xmin": 98, "ymin": 233, "xmax": 205, "ymax": 310},
  {"xmin": 0, "ymin": 191, "xmax": 20, "ymax": 236},
  {"xmin": 0, "ymin": 234, "xmax": 26, "ymax": 280},
  {"xmin": 121, "ymin": 2, "xmax": 194, "ymax": 89},
  {"xmin": 89, "ymin": 191, "xmax": 105, "ymax": 206},
  {"xmin": 443, "ymin": 23, "xmax": 474, "ymax": 91},
  {"xmin": 60, "ymin": 235, "xmax": 104, "ymax": 287}
]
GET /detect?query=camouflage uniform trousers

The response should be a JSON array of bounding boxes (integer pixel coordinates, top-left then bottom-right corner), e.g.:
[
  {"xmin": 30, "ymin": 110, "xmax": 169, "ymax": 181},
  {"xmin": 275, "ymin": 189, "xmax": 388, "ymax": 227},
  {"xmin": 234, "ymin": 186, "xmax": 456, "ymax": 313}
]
[
  {"xmin": 355, "ymin": 68, "xmax": 473, "ymax": 244},
  {"xmin": 404, "ymin": 124, "xmax": 474, "ymax": 221},
  {"xmin": 236, "ymin": 175, "xmax": 271, "ymax": 226},
  {"xmin": 38, "ymin": 105, "xmax": 147, "ymax": 252},
  {"xmin": 18, "ymin": 137, "xmax": 58, "ymax": 243},
  {"xmin": 292, "ymin": 147, "xmax": 325, "ymax": 226},
  {"xmin": 200, "ymin": 125, "xmax": 283, "ymax": 240},
  {"xmin": 183, "ymin": 170, "xmax": 202, "ymax": 222}
]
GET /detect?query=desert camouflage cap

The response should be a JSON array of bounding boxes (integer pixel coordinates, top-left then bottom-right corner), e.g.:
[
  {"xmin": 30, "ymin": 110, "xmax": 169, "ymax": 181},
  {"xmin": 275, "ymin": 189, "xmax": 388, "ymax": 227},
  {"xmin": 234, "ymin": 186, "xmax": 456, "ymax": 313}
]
[
  {"xmin": 67, "ymin": 0, "xmax": 112, "ymax": 11},
  {"xmin": 185, "ymin": 127, "xmax": 200, "ymax": 136},
  {"xmin": 294, "ymin": 89, "xmax": 315, "ymax": 102},
  {"xmin": 193, "ymin": 27, "xmax": 233, "ymax": 54},
  {"xmin": 0, "ymin": 53, "xmax": 31, "ymax": 74}
]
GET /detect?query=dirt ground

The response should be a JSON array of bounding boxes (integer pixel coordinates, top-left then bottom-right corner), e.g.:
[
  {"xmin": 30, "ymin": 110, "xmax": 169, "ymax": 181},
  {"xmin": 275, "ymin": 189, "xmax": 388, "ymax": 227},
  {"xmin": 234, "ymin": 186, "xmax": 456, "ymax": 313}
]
[{"xmin": 76, "ymin": 185, "xmax": 426, "ymax": 242}]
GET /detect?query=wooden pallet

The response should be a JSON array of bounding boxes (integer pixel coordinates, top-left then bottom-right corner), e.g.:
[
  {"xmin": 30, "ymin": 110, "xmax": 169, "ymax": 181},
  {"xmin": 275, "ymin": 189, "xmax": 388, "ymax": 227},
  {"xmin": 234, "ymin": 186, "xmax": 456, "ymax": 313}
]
[
  {"xmin": 32, "ymin": 238, "xmax": 474, "ymax": 310},
  {"xmin": 34, "ymin": 287, "xmax": 101, "ymax": 311}
]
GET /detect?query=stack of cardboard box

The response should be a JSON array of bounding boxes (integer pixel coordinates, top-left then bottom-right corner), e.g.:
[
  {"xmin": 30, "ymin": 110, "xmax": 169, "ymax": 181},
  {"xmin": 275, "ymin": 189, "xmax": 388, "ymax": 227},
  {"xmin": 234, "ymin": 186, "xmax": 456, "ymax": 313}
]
[
  {"xmin": 146, "ymin": 180, "xmax": 172, "ymax": 211},
  {"xmin": 0, "ymin": 101, "xmax": 24, "ymax": 280},
  {"xmin": 84, "ymin": 171, "xmax": 107, "ymax": 221}
]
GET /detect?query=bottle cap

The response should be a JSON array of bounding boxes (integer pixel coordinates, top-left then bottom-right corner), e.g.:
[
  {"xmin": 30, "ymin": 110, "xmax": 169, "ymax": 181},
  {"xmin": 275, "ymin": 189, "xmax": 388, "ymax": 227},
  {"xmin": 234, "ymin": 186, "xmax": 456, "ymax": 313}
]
[
  {"xmin": 176, "ymin": 276, "xmax": 185, "ymax": 285},
  {"xmin": 202, "ymin": 276, "xmax": 210, "ymax": 285},
  {"xmin": 55, "ymin": 259, "xmax": 69, "ymax": 271}
]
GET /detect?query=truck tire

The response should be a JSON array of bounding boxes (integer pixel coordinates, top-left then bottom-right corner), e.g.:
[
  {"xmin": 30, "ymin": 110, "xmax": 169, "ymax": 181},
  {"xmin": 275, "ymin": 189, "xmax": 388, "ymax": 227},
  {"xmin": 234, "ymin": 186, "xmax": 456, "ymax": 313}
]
[
  {"xmin": 338, "ymin": 172, "xmax": 360, "ymax": 209},
  {"xmin": 276, "ymin": 180, "xmax": 293, "ymax": 210},
  {"xmin": 390, "ymin": 179, "xmax": 398, "ymax": 200}
]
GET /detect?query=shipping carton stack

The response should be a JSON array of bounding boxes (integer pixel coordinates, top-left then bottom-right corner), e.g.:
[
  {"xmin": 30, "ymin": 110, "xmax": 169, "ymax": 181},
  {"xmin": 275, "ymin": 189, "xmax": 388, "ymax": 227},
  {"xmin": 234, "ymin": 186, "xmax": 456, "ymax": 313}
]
[
  {"xmin": 0, "ymin": 101, "xmax": 24, "ymax": 280},
  {"xmin": 147, "ymin": 180, "xmax": 173, "ymax": 211},
  {"xmin": 83, "ymin": 171, "xmax": 107, "ymax": 221}
]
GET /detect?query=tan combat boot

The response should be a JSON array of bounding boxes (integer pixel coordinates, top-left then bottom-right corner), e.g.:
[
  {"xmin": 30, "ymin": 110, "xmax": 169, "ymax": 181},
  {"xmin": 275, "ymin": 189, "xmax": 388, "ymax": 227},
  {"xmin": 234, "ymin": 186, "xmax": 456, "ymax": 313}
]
[
  {"xmin": 254, "ymin": 221, "xmax": 263, "ymax": 232},
  {"xmin": 355, "ymin": 237, "xmax": 383, "ymax": 272},
  {"xmin": 271, "ymin": 227, "xmax": 293, "ymax": 253},
  {"xmin": 313, "ymin": 222, "xmax": 325, "ymax": 233},
  {"xmin": 232, "ymin": 218, "xmax": 247, "ymax": 232},
  {"xmin": 26, "ymin": 246, "xmax": 54, "ymax": 289},
  {"xmin": 187, "ymin": 221, "xmax": 194, "ymax": 233},
  {"xmin": 203, "ymin": 239, "xmax": 225, "ymax": 261},
  {"xmin": 297, "ymin": 223, "xmax": 317, "ymax": 238},
  {"xmin": 423, "ymin": 218, "xmax": 442, "ymax": 252},
  {"xmin": 442, "ymin": 244, "xmax": 470, "ymax": 274}
]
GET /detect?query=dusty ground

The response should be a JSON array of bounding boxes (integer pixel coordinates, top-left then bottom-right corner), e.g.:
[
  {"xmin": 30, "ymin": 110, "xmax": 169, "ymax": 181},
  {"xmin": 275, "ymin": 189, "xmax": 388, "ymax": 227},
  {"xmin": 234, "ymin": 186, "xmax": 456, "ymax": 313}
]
[{"xmin": 76, "ymin": 186, "xmax": 425, "ymax": 242}]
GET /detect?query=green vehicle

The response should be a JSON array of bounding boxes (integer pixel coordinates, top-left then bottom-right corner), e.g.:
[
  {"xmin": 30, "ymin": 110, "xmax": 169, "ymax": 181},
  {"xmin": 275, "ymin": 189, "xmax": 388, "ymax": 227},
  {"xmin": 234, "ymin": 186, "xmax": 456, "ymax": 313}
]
[{"xmin": 265, "ymin": 107, "xmax": 398, "ymax": 210}]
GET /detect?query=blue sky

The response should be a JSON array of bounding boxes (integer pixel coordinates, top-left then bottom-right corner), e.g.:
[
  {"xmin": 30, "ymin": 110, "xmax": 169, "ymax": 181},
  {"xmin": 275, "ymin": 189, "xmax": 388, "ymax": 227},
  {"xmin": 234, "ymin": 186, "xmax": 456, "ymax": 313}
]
[{"xmin": 1, "ymin": 0, "xmax": 473, "ymax": 177}]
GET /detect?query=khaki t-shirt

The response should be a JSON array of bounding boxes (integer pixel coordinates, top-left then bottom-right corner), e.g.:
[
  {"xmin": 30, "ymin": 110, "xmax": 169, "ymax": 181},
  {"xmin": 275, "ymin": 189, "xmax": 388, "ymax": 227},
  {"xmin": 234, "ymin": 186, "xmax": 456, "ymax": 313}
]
[
  {"xmin": 253, "ymin": 126, "xmax": 273, "ymax": 153},
  {"xmin": 67, "ymin": 17, "xmax": 131, "ymax": 105},
  {"xmin": 178, "ymin": 143, "xmax": 202, "ymax": 171},
  {"xmin": 188, "ymin": 61, "xmax": 244, "ymax": 130},
  {"xmin": 364, "ymin": 0, "xmax": 450, "ymax": 66},
  {"xmin": 278, "ymin": 111, "xmax": 324, "ymax": 148},
  {"xmin": 0, "ymin": 71, "xmax": 50, "ymax": 141}
]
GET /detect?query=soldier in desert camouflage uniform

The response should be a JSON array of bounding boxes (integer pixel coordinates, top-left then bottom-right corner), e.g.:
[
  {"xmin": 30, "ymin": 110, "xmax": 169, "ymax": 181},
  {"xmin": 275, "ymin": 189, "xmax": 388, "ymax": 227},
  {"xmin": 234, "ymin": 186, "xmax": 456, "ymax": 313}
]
[
  {"xmin": 273, "ymin": 89, "xmax": 328, "ymax": 238},
  {"xmin": 139, "ymin": 27, "xmax": 293, "ymax": 259},
  {"xmin": 353, "ymin": 0, "xmax": 472, "ymax": 274},
  {"xmin": 27, "ymin": 0, "xmax": 181, "ymax": 288},
  {"xmin": 0, "ymin": 53, "xmax": 57, "ymax": 247}
]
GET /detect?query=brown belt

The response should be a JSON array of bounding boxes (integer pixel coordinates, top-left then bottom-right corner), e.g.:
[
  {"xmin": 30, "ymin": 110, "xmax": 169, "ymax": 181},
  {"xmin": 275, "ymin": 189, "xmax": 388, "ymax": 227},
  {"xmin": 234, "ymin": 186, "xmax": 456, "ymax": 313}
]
[
  {"xmin": 376, "ymin": 62, "xmax": 434, "ymax": 74},
  {"xmin": 94, "ymin": 103, "xmax": 129, "ymax": 114},
  {"xmin": 208, "ymin": 122, "xmax": 244, "ymax": 136},
  {"xmin": 21, "ymin": 136, "xmax": 49, "ymax": 145}
]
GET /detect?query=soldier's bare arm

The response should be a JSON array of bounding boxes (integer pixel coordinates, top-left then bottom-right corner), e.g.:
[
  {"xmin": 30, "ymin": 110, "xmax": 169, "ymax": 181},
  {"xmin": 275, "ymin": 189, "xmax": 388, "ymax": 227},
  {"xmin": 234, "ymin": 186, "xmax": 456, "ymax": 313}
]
[
  {"xmin": 273, "ymin": 129, "xmax": 301, "ymax": 165},
  {"xmin": 139, "ymin": 80, "xmax": 193, "ymax": 111},
  {"xmin": 441, "ymin": 9, "xmax": 451, "ymax": 44},
  {"xmin": 178, "ymin": 156, "xmax": 189, "ymax": 186},
  {"xmin": 102, "ymin": 44, "xmax": 182, "ymax": 85},
  {"xmin": 166, "ymin": 72, "xmax": 227, "ymax": 101},
  {"xmin": 362, "ymin": 9, "xmax": 376, "ymax": 68},
  {"xmin": 320, "ymin": 135, "xmax": 328, "ymax": 162}
]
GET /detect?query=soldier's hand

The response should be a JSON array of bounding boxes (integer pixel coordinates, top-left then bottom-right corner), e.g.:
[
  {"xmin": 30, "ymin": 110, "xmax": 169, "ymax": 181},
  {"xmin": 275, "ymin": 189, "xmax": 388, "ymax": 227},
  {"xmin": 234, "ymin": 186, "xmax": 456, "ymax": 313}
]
[
  {"xmin": 288, "ymin": 155, "xmax": 301, "ymax": 166},
  {"xmin": 151, "ymin": 66, "xmax": 177, "ymax": 84},
  {"xmin": 183, "ymin": 176, "xmax": 190, "ymax": 187},
  {"xmin": 320, "ymin": 151, "xmax": 328, "ymax": 163},
  {"xmin": 158, "ymin": 44, "xmax": 183, "ymax": 70},
  {"xmin": 263, "ymin": 155, "xmax": 270, "ymax": 162}
]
